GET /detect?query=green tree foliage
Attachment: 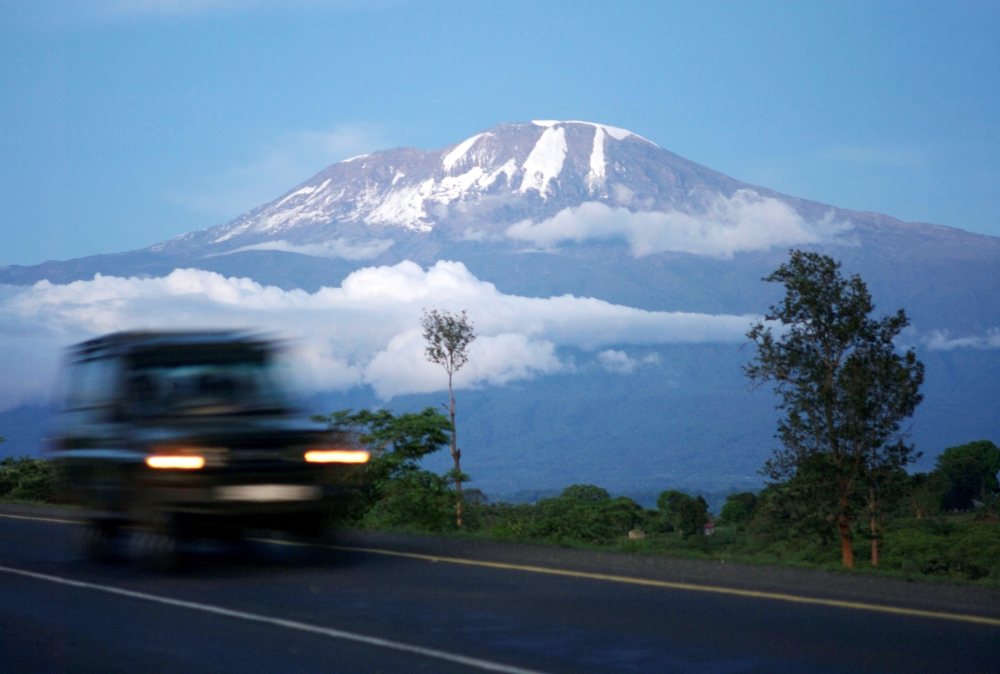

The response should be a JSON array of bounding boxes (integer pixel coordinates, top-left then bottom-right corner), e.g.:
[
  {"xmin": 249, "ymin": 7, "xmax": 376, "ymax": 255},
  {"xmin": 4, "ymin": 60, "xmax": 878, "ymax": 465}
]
[
  {"xmin": 657, "ymin": 490, "xmax": 709, "ymax": 537},
  {"xmin": 311, "ymin": 407, "xmax": 456, "ymax": 527},
  {"xmin": 718, "ymin": 492, "xmax": 758, "ymax": 525},
  {"xmin": 560, "ymin": 484, "xmax": 611, "ymax": 502},
  {"xmin": 0, "ymin": 456, "xmax": 55, "ymax": 502},
  {"xmin": 935, "ymin": 440, "xmax": 1000, "ymax": 511},
  {"xmin": 902, "ymin": 472, "xmax": 942, "ymax": 518},
  {"xmin": 421, "ymin": 308, "xmax": 477, "ymax": 527},
  {"xmin": 487, "ymin": 486, "xmax": 644, "ymax": 544},
  {"xmin": 745, "ymin": 251, "xmax": 924, "ymax": 567}
]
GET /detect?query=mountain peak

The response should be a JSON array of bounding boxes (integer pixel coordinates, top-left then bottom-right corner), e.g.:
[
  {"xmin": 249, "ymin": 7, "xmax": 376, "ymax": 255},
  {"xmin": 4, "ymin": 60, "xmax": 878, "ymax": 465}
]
[{"xmin": 165, "ymin": 120, "xmax": 727, "ymax": 255}]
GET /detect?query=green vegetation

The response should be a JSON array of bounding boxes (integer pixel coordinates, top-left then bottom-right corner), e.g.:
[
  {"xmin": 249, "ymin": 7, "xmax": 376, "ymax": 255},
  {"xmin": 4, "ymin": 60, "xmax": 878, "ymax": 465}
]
[
  {"xmin": 935, "ymin": 440, "xmax": 1000, "ymax": 511},
  {"xmin": 745, "ymin": 250, "xmax": 925, "ymax": 568},
  {"xmin": 311, "ymin": 407, "xmax": 460, "ymax": 531},
  {"xmin": 305, "ymin": 406, "xmax": 1000, "ymax": 584},
  {"xmin": 656, "ymin": 489, "xmax": 709, "ymax": 537},
  {"xmin": 0, "ymin": 456, "xmax": 56, "ymax": 502}
]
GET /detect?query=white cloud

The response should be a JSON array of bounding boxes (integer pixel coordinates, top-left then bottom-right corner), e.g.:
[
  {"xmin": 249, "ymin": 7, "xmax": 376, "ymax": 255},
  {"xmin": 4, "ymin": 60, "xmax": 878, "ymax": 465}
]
[
  {"xmin": 596, "ymin": 349, "xmax": 661, "ymax": 374},
  {"xmin": 505, "ymin": 190, "xmax": 851, "ymax": 259},
  {"xmin": 209, "ymin": 238, "xmax": 394, "ymax": 261},
  {"xmin": 168, "ymin": 124, "xmax": 388, "ymax": 220},
  {"xmin": 0, "ymin": 260, "xmax": 757, "ymax": 411},
  {"xmin": 597, "ymin": 350, "xmax": 635, "ymax": 374},
  {"xmin": 925, "ymin": 329, "xmax": 1000, "ymax": 351}
]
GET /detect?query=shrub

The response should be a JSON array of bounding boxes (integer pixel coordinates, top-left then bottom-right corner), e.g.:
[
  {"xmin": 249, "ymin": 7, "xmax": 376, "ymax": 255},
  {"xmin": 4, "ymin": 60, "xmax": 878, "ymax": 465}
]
[
  {"xmin": 0, "ymin": 456, "xmax": 55, "ymax": 502},
  {"xmin": 360, "ymin": 470, "xmax": 458, "ymax": 532},
  {"xmin": 657, "ymin": 490, "xmax": 709, "ymax": 537},
  {"xmin": 482, "ymin": 488, "xmax": 644, "ymax": 545},
  {"xmin": 718, "ymin": 492, "xmax": 758, "ymax": 525},
  {"xmin": 936, "ymin": 440, "xmax": 1000, "ymax": 511}
]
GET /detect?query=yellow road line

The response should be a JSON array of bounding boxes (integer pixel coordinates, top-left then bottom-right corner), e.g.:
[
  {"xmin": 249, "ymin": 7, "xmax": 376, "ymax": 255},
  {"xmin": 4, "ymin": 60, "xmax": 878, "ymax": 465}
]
[
  {"xmin": 0, "ymin": 512, "xmax": 81, "ymax": 525},
  {"xmin": 6, "ymin": 511, "xmax": 999, "ymax": 627},
  {"xmin": 319, "ymin": 543, "xmax": 1000, "ymax": 628}
]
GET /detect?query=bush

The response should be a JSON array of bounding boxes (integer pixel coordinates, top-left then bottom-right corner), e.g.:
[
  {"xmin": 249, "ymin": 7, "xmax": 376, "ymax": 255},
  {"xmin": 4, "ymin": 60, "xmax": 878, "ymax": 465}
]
[
  {"xmin": 0, "ymin": 456, "xmax": 55, "ymax": 502},
  {"xmin": 879, "ymin": 516, "xmax": 1000, "ymax": 581},
  {"xmin": 481, "ymin": 486, "xmax": 645, "ymax": 545},
  {"xmin": 936, "ymin": 440, "xmax": 1000, "ymax": 511},
  {"xmin": 360, "ymin": 470, "xmax": 458, "ymax": 532},
  {"xmin": 657, "ymin": 490, "xmax": 709, "ymax": 537},
  {"xmin": 718, "ymin": 492, "xmax": 758, "ymax": 525}
]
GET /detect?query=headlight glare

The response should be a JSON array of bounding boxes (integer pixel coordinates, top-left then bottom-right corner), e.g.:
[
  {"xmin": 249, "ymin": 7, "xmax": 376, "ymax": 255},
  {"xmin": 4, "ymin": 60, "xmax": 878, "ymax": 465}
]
[
  {"xmin": 146, "ymin": 455, "xmax": 206, "ymax": 470},
  {"xmin": 304, "ymin": 449, "xmax": 370, "ymax": 464}
]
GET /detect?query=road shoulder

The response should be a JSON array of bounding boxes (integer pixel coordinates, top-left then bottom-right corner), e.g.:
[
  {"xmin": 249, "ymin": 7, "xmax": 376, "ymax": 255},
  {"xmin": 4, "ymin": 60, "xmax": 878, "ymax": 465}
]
[{"xmin": 4, "ymin": 502, "xmax": 998, "ymax": 621}]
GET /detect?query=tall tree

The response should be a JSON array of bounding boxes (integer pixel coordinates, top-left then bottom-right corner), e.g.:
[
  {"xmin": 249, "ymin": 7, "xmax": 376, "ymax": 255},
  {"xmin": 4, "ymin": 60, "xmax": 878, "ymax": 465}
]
[
  {"xmin": 421, "ymin": 309, "xmax": 477, "ymax": 527},
  {"xmin": 746, "ymin": 251, "xmax": 924, "ymax": 567},
  {"xmin": 935, "ymin": 440, "xmax": 1000, "ymax": 511}
]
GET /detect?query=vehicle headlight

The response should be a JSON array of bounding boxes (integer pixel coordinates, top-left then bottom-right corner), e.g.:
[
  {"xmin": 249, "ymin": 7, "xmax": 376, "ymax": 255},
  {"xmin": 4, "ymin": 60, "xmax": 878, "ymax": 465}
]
[
  {"xmin": 146, "ymin": 445, "xmax": 226, "ymax": 469},
  {"xmin": 304, "ymin": 449, "xmax": 370, "ymax": 464},
  {"xmin": 146, "ymin": 455, "xmax": 206, "ymax": 469}
]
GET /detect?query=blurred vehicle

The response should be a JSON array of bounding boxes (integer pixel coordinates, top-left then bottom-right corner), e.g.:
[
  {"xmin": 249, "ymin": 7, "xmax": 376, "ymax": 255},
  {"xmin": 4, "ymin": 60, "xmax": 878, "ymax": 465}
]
[{"xmin": 49, "ymin": 331, "xmax": 367, "ymax": 562}]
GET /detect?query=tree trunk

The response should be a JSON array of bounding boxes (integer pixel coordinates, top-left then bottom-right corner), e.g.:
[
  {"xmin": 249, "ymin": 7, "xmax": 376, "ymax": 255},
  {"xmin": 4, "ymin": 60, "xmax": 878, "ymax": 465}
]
[
  {"xmin": 448, "ymin": 371, "xmax": 462, "ymax": 528},
  {"xmin": 869, "ymin": 514, "xmax": 879, "ymax": 566},
  {"xmin": 838, "ymin": 515, "xmax": 854, "ymax": 568},
  {"xmin": 869, "ymin": 486, "xmax": 879, "ymax": 566}
]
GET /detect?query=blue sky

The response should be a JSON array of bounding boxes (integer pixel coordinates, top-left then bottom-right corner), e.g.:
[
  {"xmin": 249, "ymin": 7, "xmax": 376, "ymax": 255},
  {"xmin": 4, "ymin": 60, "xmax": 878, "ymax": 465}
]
[{"xmin": 1, "ymin": 0, "xmax": 998, "ymax": 266}]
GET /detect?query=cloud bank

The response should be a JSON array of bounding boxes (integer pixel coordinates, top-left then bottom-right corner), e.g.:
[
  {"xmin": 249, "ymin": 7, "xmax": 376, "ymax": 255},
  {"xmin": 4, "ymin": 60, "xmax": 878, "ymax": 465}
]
[
  {"xmin": 505, "ymin": 190, "xmax": 850, "ymax": 258},
  {"xmin": 0, "ymin": 261, "xmax": 756, "ymax": 411}
]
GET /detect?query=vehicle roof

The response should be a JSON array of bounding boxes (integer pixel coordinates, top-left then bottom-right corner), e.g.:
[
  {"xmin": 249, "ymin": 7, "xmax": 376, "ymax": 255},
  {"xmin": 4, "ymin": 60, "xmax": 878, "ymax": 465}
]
[{"xmin": 70, "ymin": 331, "xmax": 274, "ymax": 361}]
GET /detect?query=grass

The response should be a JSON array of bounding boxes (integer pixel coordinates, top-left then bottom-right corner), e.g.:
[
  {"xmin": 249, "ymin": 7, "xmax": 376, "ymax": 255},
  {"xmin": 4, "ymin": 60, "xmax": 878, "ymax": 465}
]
[{"xmin": 351, "ymin": 502, "xmax": 1000, "ymax": 589}]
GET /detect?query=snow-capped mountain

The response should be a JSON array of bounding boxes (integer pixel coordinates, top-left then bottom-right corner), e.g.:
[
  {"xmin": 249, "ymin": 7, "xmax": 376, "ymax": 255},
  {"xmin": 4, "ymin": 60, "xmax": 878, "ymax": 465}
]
[
  {"xmin": 10, "ymin": 120, "xmax": 996, "ymax": 332},
  {"xmin": 168, "ymin": 121, "xmax": 696, "ymax": 246},
  {"xmin": 151, "ymin": 120, "xmax": 848, "ymax": 262}
]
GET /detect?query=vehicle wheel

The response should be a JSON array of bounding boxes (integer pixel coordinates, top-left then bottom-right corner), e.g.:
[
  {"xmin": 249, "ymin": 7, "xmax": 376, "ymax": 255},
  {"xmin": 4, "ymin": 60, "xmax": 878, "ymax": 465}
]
[
  {"xmin": 130, "ymin": 528, "xmax": 182, "ymax": 572},
  {"xmin": 289, "ymin": 514, "xmax": 330, "ymax": 544},
  {"xmin": 79, "ymin": 520, "xmax": 122, "ymax": 562}
]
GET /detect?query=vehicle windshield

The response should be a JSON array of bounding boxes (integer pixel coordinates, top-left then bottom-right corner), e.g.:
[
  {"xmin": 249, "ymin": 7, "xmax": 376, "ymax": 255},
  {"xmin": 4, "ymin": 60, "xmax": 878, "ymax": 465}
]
[{"xmin": 125, "ymin": 345, "xmax": 289, "ymax": 416}]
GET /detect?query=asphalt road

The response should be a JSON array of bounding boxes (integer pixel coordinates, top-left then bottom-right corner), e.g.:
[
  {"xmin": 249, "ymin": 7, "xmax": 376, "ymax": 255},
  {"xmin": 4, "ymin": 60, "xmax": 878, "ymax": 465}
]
[{"xmin": 0, "ymin": 507, "xmax": 997, "ymax": 674}]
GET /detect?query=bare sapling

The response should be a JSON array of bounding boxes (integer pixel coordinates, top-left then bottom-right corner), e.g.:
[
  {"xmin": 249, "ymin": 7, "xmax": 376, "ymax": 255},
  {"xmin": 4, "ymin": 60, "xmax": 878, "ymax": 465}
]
[{"xmin": 421, "ymin": 309, "xmax": 476, "ymax": 527}]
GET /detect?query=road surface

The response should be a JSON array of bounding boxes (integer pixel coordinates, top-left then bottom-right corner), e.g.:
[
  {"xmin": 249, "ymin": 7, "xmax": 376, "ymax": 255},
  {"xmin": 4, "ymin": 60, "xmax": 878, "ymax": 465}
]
[{"xmin": 0, "ymin": 506, "xmax": 997, "ymax": 673}]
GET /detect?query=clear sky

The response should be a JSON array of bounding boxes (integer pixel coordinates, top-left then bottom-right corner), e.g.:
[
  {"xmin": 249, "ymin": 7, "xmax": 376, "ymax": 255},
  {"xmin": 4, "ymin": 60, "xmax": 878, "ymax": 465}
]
[{"xmin": 1, "ymin": 0, "xmax": 997, "ymax": 266}]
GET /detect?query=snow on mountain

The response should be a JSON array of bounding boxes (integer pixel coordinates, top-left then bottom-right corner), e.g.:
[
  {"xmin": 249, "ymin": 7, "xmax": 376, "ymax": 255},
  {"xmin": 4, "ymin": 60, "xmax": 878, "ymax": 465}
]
[{"xmin": 155, "ymin": 120, "xmax": 794, "ymax": 258}]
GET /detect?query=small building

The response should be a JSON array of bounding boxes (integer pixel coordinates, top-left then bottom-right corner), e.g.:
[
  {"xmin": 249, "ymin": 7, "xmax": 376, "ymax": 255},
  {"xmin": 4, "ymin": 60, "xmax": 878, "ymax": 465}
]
[{"xmin": 703, "ymin": 522, "xmax": 715, "ymax": 536}]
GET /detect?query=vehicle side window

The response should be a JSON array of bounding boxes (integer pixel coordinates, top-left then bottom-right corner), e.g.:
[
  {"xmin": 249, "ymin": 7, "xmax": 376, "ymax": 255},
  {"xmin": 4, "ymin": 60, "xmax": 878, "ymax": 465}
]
[{"xmin": 65, "ymin": 358, "xmax": 121, "ymax": 411}]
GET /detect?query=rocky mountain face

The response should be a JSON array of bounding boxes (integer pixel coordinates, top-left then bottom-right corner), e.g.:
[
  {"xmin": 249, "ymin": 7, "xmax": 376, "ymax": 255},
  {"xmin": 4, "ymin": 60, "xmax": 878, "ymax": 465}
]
[{"xmin": 2, "ymin": 121, "xmax": 998, "ymax": 493}]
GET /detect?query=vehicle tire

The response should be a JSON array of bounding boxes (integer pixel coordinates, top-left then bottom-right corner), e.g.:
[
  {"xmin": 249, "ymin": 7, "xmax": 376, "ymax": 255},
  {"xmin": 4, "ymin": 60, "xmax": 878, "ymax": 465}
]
[
  {"xmin": 79, "ymin": 520, "xmax": 122, "ymax": 563},
  {"xmin": 289, "ymin": 513, "xmax": 330, "ymax": 544},
  {"xmin": 130, "ymin": 529, "xmax": 183, "ymax": 572}
]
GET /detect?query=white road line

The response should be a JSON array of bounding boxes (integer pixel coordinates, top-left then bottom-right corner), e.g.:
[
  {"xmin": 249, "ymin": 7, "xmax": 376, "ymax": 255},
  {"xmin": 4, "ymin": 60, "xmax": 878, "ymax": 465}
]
[
  {"xmin": 0, "ymin": 565, "xmax": 548, "ymax": 674},
  {"xmin": 6, "ymin": 512, "xmax": 998, "ymax": 628}
]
